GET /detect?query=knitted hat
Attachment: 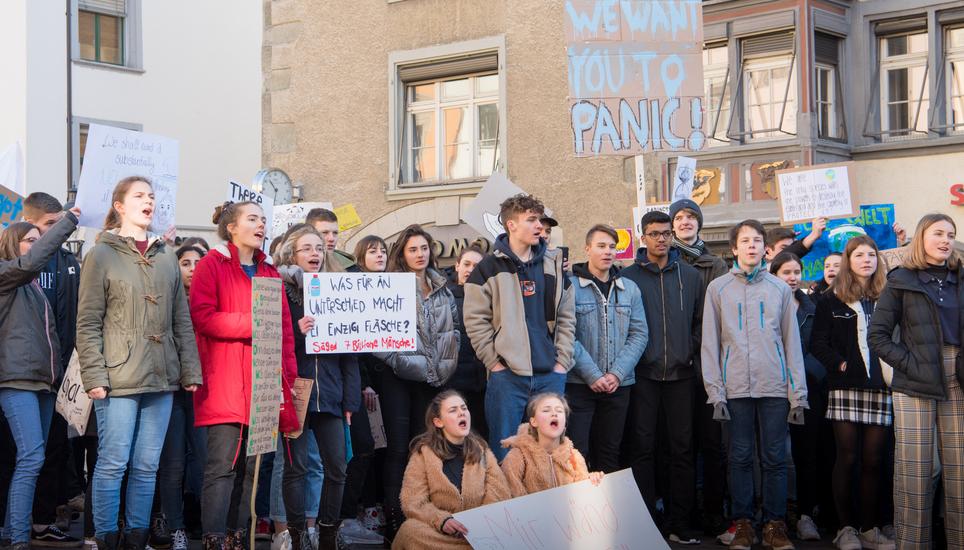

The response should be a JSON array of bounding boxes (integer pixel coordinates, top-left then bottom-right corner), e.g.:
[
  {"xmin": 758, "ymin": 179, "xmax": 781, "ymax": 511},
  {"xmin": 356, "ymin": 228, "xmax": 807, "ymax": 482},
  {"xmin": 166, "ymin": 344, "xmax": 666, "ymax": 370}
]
[{"xmin": 669, "ymin": 199, "xmax": 703, "ymax": 231}]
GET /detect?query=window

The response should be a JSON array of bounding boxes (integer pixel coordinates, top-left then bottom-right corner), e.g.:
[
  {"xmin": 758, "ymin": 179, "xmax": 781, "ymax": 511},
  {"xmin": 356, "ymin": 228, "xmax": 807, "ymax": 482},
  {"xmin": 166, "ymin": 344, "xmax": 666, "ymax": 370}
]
[
  {"xmin": 703, "ymin": 45, "xmax": 731, "ymax": 145},
  {"xmin": 403, "ymin": 74, "xmax": 499, "ymax": 185},
  {"xmin": 945, "ymin": 27, "xmax": 964, "ymax": 132},
  {"xmin": 814, "ymin": 33, "xmax": 845, "ymax": 140},
  {"xmin": 743, "ymin": 56, "xmax": 797, "ymax": 139},
  {"xmin": 815, "ymin": 65, "xmax": 836, "ymax": 138},
  {"xmin": 78, "ymin": 5, "xmax": 124, "ymax": 65},
  {"xmin": 879, "ymin": 31, "xmax": 929, "ymax": 138}
]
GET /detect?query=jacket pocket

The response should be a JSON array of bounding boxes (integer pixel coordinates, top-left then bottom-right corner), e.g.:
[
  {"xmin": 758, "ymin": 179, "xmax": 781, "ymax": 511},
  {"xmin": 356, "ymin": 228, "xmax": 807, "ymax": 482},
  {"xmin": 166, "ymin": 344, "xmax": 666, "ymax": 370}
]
[{"xmin": 105, "ymin": 338, "xmax": 133, "ymax": 369}]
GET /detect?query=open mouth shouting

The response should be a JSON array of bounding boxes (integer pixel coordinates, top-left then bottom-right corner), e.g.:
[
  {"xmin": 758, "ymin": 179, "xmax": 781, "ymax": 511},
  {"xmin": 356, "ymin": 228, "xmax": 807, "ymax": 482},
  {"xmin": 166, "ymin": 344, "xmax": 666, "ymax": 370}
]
[{"xmin": 307, "ymin": 257, "xmax": 321, "ymax": 270}]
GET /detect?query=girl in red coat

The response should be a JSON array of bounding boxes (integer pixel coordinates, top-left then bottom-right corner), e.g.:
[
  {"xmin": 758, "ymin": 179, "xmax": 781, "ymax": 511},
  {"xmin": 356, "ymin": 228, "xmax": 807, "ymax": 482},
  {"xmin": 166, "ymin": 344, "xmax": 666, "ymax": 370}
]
[{"xmin": 190, "ymin": 201, "xmax": 299, "ymax": 550}]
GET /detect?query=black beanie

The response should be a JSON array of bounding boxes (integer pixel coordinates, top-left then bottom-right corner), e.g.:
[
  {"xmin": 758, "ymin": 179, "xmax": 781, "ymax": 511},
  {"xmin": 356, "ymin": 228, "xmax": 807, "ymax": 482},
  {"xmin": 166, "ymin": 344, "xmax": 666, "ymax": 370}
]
[{"xmin": 669, "ymin": 199, "xmax": 703, "ymax": 231}]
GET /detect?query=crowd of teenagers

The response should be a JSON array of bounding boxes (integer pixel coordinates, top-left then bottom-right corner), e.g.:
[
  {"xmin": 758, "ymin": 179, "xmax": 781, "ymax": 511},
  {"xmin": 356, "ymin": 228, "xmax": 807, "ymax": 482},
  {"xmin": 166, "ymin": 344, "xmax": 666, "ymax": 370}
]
[{"xmin": 1, "ymin": 174, "xmax": 963, "ymax": 550}]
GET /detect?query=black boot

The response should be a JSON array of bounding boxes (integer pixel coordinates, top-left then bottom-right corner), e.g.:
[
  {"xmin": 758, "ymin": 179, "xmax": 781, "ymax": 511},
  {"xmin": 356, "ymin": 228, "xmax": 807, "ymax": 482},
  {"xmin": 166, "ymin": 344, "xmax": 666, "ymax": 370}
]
[
  {"xmin": 201, "ymin": 534, "xmax": 224, "ymax": 550},
  {"xmin": 317, "ymin": 522, "xmax": 339, "ymax": 550},
  {"xmin": 149, "ymin": 514, "xmax": 172, "ymax": 549},
  {"xmin": 288, "ymin": 526, "xmax": 308, "ymax": 550},
  {"xmin": 122, "ymin": 529, "xmax": 149, "ymax": 550},
  {"xmin": 95, "ymin": 532, "xmax": 121, "ymax": 550}
]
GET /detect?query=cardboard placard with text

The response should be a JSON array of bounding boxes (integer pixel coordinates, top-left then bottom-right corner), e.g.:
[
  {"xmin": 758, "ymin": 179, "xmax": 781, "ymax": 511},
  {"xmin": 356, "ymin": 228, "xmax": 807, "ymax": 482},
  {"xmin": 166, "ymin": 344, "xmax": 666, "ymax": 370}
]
[
  {"xmin": 247, "ymin": 277, "xmax": 283, "ymax": 456},
  {"xmin": 286, "ymin": 377, "xmax": 314, "ymax": 439},
  {"xmin": 776, "ymin": 162, "xmax": 858, "ymax": 225}
]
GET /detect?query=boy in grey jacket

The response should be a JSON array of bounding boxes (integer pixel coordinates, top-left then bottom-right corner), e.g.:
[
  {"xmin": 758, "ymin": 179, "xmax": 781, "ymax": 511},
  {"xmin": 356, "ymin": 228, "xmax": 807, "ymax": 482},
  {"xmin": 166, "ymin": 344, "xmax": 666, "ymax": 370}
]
[{"xmin": 701, "ymin": 219, "xmax": 808, "ymax": 550}]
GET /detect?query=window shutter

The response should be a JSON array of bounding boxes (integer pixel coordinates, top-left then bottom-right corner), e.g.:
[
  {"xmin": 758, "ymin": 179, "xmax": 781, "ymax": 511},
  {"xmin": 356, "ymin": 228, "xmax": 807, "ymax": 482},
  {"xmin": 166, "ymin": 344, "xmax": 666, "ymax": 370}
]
[
  {"xmin": 742, "ymin": 33, "xmax": 794, "ymax": 59},
  {"xmin": 874, "ymin": 17, "xmax": 926, "ymax": 35},
  {"xmin": 814, "ymin": 33, "xmax": 840, "ymax": 65},
  {"xmin": 78, "ymin": 0, "xmax": 126, "ymax": 16},
  {"xmin": 398, "ymin": 52, "xmax": 498, "ymax": 83}
]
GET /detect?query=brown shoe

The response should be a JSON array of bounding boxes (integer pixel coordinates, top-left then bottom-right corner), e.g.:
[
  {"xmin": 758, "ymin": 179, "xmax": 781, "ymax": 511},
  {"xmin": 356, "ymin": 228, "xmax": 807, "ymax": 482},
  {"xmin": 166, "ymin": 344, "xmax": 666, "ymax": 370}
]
[
  {"xmin": 763, "ymin": 520, "xmax": 795, "ymax": 550},
  {"xmin": 730, "ymin": 519, "xmax": 757, "ymax": 550}
]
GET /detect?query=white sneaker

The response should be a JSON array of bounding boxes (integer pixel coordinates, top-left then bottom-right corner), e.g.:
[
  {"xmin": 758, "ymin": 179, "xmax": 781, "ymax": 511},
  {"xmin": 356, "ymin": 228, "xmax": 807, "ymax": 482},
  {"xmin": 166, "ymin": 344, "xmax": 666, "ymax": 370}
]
[
  {"xmin": 859, "ymin": 527, "xmax": 896, "ymax": 550},
  {"xmin": 834, "ymin": 526, "xmax": 862, "ymax": 550},
  {"xmin": 306, "ymin": 526, "xmax": 318, "ymax": 550},
  {"xmin": 171, "ymin": 529, "xmax": 188, "ymax": 550},
  {"xmin": 361, "ymin": 507, "xmax": 382, "ymax": 532},
  {"xmin": 797, "ymin": 515, "xmax": 820, "ymax": 541},
  {"xmin": 270, "ymin": 529, "xmax": 291, "ymax": 550},
  {"xmin": 717, "ymin": 521, "xmax": 737, "ymax": 545},
  {"xmin": 83, "ymin": 538, "xmax": 98, "ymax": 550}
]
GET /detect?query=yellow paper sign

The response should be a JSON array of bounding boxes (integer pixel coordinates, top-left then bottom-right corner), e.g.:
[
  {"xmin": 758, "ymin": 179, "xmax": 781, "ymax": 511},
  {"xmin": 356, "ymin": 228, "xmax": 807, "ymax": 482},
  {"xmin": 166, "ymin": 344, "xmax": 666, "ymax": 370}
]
[{"xmin": 334, "ymin": 204, "xmax": 362, "ymax": 231}]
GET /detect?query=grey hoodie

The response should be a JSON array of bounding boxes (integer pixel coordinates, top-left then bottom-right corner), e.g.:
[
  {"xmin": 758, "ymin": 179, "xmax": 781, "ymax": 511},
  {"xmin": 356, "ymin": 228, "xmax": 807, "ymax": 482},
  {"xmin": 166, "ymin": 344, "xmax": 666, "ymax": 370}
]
[{"xmin": 701, "ymin": 265, "xmax": 808, "ymax": 409}]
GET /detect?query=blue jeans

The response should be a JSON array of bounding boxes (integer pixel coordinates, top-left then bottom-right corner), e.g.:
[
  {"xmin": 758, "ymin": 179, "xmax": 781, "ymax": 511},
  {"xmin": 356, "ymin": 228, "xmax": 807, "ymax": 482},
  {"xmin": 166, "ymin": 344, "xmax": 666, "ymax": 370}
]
[
  {"xmin": 485, "ymin": 370, "xmax": 566, "ymax": 461},
  {"xmin": 93, "ymin": 392, "xmax": 173, "ymax": 537},
  {"xmin": 304, "ymin": 434, "xmax": 324, "ymax": 520},
  {"xmin": 728, "ymin": 397, "xmax": 790, "ymax": 522},
  {"xmin": 0, "ymin": 390, "xmax": 55, "ymax": 543},
  {"xmin": 270, "ymin": 439, "xmax": 286, "ymax": 523}
]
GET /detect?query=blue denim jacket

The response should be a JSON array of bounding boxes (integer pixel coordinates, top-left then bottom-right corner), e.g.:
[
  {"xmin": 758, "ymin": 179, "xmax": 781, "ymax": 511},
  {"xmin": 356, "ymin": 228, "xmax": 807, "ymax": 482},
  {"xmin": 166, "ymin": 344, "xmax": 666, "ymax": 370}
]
[{"xmin": 568, "ymin": 269, "xmax": 648, "ymax": 386}]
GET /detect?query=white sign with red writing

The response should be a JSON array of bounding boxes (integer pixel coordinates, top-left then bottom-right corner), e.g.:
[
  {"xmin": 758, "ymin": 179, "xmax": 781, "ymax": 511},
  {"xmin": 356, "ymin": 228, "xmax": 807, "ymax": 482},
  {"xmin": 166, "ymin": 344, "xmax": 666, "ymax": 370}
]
[
  {"xmin": 302, "ymin": 272, "xmax": 416, "ymax": 354},
  {"xmin": 454, "ymin": 468, "xmax": 667, "ymax": 550}
]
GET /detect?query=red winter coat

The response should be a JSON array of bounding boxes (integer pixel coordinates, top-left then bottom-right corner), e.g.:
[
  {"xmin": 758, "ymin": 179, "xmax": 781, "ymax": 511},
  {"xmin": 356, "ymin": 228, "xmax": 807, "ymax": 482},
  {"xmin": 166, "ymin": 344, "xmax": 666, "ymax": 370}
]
[{"xmin": 190, "ymin": 243, "xmax": 299, "ymax": 432}]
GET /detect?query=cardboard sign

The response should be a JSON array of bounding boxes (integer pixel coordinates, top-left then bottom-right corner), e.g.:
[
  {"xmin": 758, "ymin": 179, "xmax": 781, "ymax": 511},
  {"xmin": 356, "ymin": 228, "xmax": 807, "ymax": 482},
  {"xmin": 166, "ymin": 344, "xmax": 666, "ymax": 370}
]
[
  {"xmin": 776, "ymin": 163, "xmax": 858, "ymax": 225},
  {"xmin": 463, "ymin": 172, "xmax": 526, "ymax": 241},
  {"xmin": 334, "ymin": 204, "xmax": 362, "ymax": 231},
  {"xmin": 247, "ymin": 277, "xmax": 283, "ymax": 457},
  {"xmin": 672, "ymin": 156, "xmax": 697, "ymax": 201},
  {"xmin": 632, "ymin": 204, "xmax": 671, "ymax": 242},
  {"xmin": 272, "ymin": 201, "xmax": 334, "ymax": 240},
  {"xmin": 75, "ymin": 125, "xmax": 179, "ymax": 231},
  {"xmin": 303, "ymin": 273, "xmax": 417, "ymax": 354},
  {"xmin": 0, "ymin": 142, "xmax": 24, "ymax": 196},
  {"xmin": 367, "ymin": 395, "xmax": 387, "ymax": 450},
  {"xmin": 227, "ymin": 181, "xmax": 275, "ymax": 252},
  {"xmin": 879, "ymin": 246, "xmax": 908, "ymax": 271},
  {"xmin": 286, "ymin": 377, "xmax": 314, "ymax": 439},
  {"xmin": 0, "ymin": 182, "xmax": 24, "ymax": 230},
  {"xmin": 792, "ymin": 204, "xmax": 898, "ymax": 281},
  {"xmin": 455, "ymin": 468, "xmax": 668, "ymax": 550},
  {"xmin": 566, "ymin": 1, "xmax": 704, "ymax": 155},
  {"xmin": 615, "ymin": 227, "xmax": 635, "ymax": 260},
  {"xmin": 56, "ymin": 351, "xmax": 91, "ymax": 438}
]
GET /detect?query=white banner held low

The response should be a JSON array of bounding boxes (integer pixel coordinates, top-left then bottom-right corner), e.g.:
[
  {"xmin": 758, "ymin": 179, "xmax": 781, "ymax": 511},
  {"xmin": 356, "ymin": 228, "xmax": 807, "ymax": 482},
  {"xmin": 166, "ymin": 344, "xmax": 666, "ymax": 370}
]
[
  {"xmin": 455, "ymin": 468, "xmax": 668, "ymax": 550},
  {"xmin": 302, "ymin": 272, "xmax": 416, "ymax": 354}
]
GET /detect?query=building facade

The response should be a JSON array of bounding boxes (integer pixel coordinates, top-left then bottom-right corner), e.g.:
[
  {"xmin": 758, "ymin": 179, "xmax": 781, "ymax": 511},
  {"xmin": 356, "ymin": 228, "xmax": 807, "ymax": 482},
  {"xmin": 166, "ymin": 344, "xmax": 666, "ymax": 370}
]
[
  {"xmin": 0, "ymin": 0, "xmax": 263, "ymax": 240},
  {"xmin": 263, "ymin": 0, "xmax": 964, "ymax": 259}
]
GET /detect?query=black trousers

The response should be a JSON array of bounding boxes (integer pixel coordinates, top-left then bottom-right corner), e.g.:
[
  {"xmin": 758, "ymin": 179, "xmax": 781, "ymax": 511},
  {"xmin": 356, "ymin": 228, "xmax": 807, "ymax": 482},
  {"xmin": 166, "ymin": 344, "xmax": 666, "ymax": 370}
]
[
  {"xmin": 789, "ymin": 372, "xmax": 833, "ymax": 520},
  {"xmin": 341, "ymin": 403, "xmax": 375, "ymax": 518},
  {"xmin": 379, "ymin": 368, "xmax": 438, "ymax": 513},
  {"xmin": 200, "ymin": 424, "xmax": 258, "ymax": 536},
  {"xmin": 693, "ymin": 380, "xmax": 726, "ymax": 520},
  {"xmin": 33, "ymin": 414, "xmax": 73, "ymax": 524},
  {"xmin": 565, "ymin": 383, "xmax": 631, "ymax": 473},
  {"xmin": 629, "ymin": 377, "xmax": 696, "ymax": 530}
]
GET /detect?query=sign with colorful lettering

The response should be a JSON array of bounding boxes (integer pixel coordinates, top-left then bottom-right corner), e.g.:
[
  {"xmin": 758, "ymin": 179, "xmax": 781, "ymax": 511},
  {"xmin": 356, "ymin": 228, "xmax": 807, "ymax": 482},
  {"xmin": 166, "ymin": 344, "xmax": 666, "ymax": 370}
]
[
  {"xmin": 302, "ymin": 273, "xmax": 417, "ymax": 354},
  {"xmin": 75, "ymin": 124, "xmax": 179, "ymax": 231},
  {"xmin": 776, "ymin": 163, "xmax": 858, "ymax": 225},
  {"xmin": 455, "ymin": 468, "xmax": 668, "ymax": 550},
  {"xmin": 0, "ymin": 182, "xmax": 24, "ymax": 230},
  {"xmin": 792, "ymin": 204, "xmax": 898, "ymax": 282},
  {"xmin": 615, "ymin": 227, "xmax": 635, "ymax": 260},
  {"xmin": 566, "ymin": 0, "xmax": 705, "ymax": 155},
  {"xmin": 248, "ymin": 277, "xmax": 283, "ymax": 456}
]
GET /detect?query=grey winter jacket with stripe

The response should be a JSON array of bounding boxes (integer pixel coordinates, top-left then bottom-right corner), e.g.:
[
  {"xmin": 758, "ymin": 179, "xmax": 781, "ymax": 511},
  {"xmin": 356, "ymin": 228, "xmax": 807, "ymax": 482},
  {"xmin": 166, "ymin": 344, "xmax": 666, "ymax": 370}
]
[{"xmin": 701, "ymin": 266, "xmax": 808, "ymax": 409}]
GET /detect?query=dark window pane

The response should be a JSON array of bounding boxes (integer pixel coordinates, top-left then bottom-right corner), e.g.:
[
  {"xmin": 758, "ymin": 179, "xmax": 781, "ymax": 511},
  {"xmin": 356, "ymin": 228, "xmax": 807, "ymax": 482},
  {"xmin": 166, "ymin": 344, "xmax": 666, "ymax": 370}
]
[
  {"xmin": 886, "ymin": 35, "xmax": 908, "ymax": 57},
  {"xmin": 887, "ymin": 68, "xmax": 909, "ymax": 102},
  {"xmin": 889, "ymin": 102, "xmax": 909, "ymax": 132}
]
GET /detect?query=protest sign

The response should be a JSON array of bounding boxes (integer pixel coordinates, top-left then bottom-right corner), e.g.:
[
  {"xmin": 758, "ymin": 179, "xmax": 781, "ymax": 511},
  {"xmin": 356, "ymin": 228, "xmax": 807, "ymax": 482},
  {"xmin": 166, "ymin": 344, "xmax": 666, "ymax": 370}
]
[
  {"xmin": 334, "ymin": 204, "xmax": 362, "ymax": 231},
  {"xmin": 463, "ymin": 172, "xmax": 526, "ymax": 240},
  {"xmin": 272, "ymin": 201, "xmax": 334, "ymax": 239},
  {"xmin": 227, "ymin": 181, "xmax": 275, "ymax": 252},
  {"xmin": 566, "ymin": 0, "xmax": 704, "ymax": 155},
  {"xmin": 303, "ymin": 273, "xmax": 417, "ymax": 354},
  {"xmin": 287, "ymin": 378, "xmax": 314, "ymax": 439},
  {"xmin": 0, "ymin": 142, "xmax": 24, "ymax": 196},
  {"xmin": 0, "ymin": 183, "xmax": 24, "ymax": 230},
  {"xmin": 615, "ymin": 227, "xmax": 635, "ymax": 260},
  {"xmin": 247, "ymin": 277, "xmax": 283, "ymax": 456},
  {"xmin": 632, "ymin": 204, "xmax": 671, "ymax": 242},
  {"xmin": 672, "ymin": 156, "xmax": 697, "ymax": 201},
  {"xmin": 75, "ymin": 125, "xmax": 179, "ymax": 231},
  {"xmin": 367, "ymin": 395, "xmax": 387, "ymax": 450},
  {"xmin": 56, "ymin": 351, "xmax": 91, "ymax": 438},
  {"xmin": 634, "ymin": 154, "xmax": 646, "ymax": 210},
  {"xmin": 879, "ymin": 246, "xmax": 908, "ymax": 271},
  {"xmin": 793, "ymin": 204, "xmax": 897, "ymax": 281},
  {"xmin": 455, "ymin": 468, "xmax": 668, "ymax": 550},
  {"xmin": 776, "ymin": 163, "xmax": 858, "ymax": 225}
]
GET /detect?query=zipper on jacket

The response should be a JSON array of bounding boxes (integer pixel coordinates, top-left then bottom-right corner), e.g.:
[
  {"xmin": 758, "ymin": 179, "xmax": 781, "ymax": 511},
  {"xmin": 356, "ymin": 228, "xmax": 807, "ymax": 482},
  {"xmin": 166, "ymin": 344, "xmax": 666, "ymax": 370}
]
[
  {"xmin": 738, "ymin": 302, "xmax": 743, "ymax": 331},
  {"xmin": 660, "ymin": 271, "xmax": 668, "ymax": 380},
  {"xmin": 776, "ymin": 342, "xmax": 788, "ymax": 384},
  {"xmin": 759, "ymin": 302, "xmax": 765, "ymax": 329},
  {"xmin": 722, "ymin": 346, "xmax": 730, "ymax": 384}
]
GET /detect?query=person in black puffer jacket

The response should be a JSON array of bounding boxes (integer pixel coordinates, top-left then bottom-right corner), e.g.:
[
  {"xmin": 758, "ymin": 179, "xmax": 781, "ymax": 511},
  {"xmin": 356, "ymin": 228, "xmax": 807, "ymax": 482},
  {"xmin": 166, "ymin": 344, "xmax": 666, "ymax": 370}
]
[
  {"xmin": 445, "ymin": 245, "xmax": 488, "ymax": 439},
  {"xmin": 869, "ymin": 214, "xmax": 964, "ymax": 549}
]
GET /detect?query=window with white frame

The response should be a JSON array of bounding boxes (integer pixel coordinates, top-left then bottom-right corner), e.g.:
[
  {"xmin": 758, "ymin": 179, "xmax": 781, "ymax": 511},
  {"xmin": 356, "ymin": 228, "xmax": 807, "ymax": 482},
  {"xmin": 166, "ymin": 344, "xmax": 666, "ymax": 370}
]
[
  {"xmin": 743, "ymin": 55, "xmax": 797, "ymax": 140},
  {"xmin": 815, "ymin": 64, "xmax": 836, "ymax": 138},
  {"xmin": 703, "ymin": 45, "xmax": 731, "ymax": 144},
  {"xmin": 879, "ymin": 31, "xmax": 929, "ymax": 138},
  {"xmin": 945, "ymin": 27, "xmax": 964, "ymax": 133},
  {"xmin": 403, "ymin": 74, "xmax": 499, "ymax": 185}
]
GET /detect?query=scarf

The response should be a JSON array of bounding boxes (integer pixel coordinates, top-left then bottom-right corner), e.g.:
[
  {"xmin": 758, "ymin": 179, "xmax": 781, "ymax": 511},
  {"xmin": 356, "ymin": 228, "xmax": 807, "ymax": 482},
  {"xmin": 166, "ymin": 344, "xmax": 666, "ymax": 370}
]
[{"xmin": 673, "ymin": 236, "xmax": 706, "ymax": 260}]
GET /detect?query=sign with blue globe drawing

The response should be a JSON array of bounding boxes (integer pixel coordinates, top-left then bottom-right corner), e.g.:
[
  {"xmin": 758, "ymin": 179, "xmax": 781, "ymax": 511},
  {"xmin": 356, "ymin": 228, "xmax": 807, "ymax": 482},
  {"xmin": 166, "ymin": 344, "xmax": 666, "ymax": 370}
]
[{"xmin": 793, "ymin": 204, "xmax": 898, "ymax": 282}]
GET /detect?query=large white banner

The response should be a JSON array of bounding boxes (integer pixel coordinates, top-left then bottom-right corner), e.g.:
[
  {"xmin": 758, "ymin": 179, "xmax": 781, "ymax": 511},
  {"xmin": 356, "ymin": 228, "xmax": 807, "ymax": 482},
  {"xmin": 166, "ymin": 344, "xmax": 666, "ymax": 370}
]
[{"xmin": 454, "ymin": 469, "xmax": 668, "ymax": 550}]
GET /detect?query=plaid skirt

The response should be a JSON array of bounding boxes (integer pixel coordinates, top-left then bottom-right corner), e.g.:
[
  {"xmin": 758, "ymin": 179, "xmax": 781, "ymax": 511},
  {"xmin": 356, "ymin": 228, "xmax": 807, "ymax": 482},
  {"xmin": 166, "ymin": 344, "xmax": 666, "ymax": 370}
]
[{"xmin": 826, "ymin": 388, "xmax": 894, "ymax": 426}]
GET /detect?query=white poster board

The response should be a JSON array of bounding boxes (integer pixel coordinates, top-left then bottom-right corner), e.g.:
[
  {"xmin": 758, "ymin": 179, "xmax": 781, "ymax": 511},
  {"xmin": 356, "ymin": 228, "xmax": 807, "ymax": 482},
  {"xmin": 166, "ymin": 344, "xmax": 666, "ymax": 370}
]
[
  {"xmin": 462, "ymin": 172, "xmax": 526, "ymax": 241},
  {"xmin": 776, "ymin": 163, "xmax": 858, "ymax": 225},
  {"xmin": 672, "ymin": 156, "xmax": 697, "ymax": 202},
  {"xmin": 272, "ymin": 201, "xmax": 333, "ymax": 240},
  {"xmin": 302, "ymin": 272, "xmax": 416, "ymax": 354},
  {"xmin": 0, "ymin": 141, "xmax": 24, "ymax": 196},
  {"xmin": 632, "ymin": 204, "xmax": 671, "ymax": 244},
  {"xmin": 75, "ymin": 125, "xmax": 179, "ymax": 231},
  {"xmin": 247, "ymin": 277, "xmax": 283, "ymax": 456},
  {"xmin": 634, "ymin": 154, "xmax": 647, "ymax": 210},
  {"xmin": 455, "ymin": 469, "xmax": 668, "ymax": 550},
  {"xmin": 56, "ymin": 351, "xmax": 91, "ymax": 438}
]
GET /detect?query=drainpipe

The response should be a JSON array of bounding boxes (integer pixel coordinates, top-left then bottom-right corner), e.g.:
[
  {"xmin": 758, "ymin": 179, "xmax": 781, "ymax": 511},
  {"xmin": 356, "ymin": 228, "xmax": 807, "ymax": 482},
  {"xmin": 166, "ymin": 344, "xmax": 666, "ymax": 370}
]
[{"xmin": 66, "ymin": 0, "xmax": 74, "ymax": 200}]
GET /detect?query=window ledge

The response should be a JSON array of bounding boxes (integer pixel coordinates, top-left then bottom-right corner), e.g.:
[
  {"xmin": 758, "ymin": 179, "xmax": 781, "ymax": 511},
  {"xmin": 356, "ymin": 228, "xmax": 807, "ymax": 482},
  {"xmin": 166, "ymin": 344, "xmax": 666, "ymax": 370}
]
[
  {"xmin": 72, "ymin": 58, "xmax": 145, "ymax": 74},
  {"xmin": 852, "ymin": 135, "xmax": 964, "ymax": 158},
  {"xmin": 386, "ymin": 180, "xmax": 485, "ymax": 202}
]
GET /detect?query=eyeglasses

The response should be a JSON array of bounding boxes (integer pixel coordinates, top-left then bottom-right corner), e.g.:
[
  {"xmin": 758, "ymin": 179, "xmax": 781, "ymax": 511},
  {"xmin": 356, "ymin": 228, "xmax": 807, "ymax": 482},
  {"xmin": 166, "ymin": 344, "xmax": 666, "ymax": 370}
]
[
  {"xmin": 296, "ymin": 246, "xmax": 326, "ymax": 254},
  {"xmin": 644, "ymin": 231, "xmax": 673, "ymax": 241}
]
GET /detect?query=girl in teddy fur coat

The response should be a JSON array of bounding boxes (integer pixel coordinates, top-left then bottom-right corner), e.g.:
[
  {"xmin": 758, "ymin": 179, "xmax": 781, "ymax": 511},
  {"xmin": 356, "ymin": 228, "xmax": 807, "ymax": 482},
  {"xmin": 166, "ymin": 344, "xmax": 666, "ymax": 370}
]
[
  {"xmin": 393, "ymin": 390, "xmax": 510, "ymax": 550},
  {"xmin": 501, "ymin": 392, "xmax": 604, "ymax": 497}
]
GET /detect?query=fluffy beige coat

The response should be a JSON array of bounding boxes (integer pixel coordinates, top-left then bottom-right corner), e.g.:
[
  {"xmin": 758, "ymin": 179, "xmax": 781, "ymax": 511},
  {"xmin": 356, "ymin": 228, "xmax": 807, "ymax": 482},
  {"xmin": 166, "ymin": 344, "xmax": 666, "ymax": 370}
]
[{"xmin": 500, "ymin": 424, "xmax": 590, "ymax": 498}]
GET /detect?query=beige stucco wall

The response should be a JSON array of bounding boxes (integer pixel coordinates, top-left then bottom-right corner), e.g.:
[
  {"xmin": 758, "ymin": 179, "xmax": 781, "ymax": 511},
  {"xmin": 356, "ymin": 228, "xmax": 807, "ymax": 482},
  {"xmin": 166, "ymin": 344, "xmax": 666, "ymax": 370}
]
[{"xmin": 263, "ymin": 0, "xmax": 633, "ymax": 254}]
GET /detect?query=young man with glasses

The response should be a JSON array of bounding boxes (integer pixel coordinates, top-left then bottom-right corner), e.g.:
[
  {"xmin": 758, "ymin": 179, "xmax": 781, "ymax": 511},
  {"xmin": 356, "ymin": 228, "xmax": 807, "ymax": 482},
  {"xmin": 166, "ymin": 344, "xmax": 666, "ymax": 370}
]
[{"xmin": 620, "ymin": 210, "xmax": 704, "ymax": 546}]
